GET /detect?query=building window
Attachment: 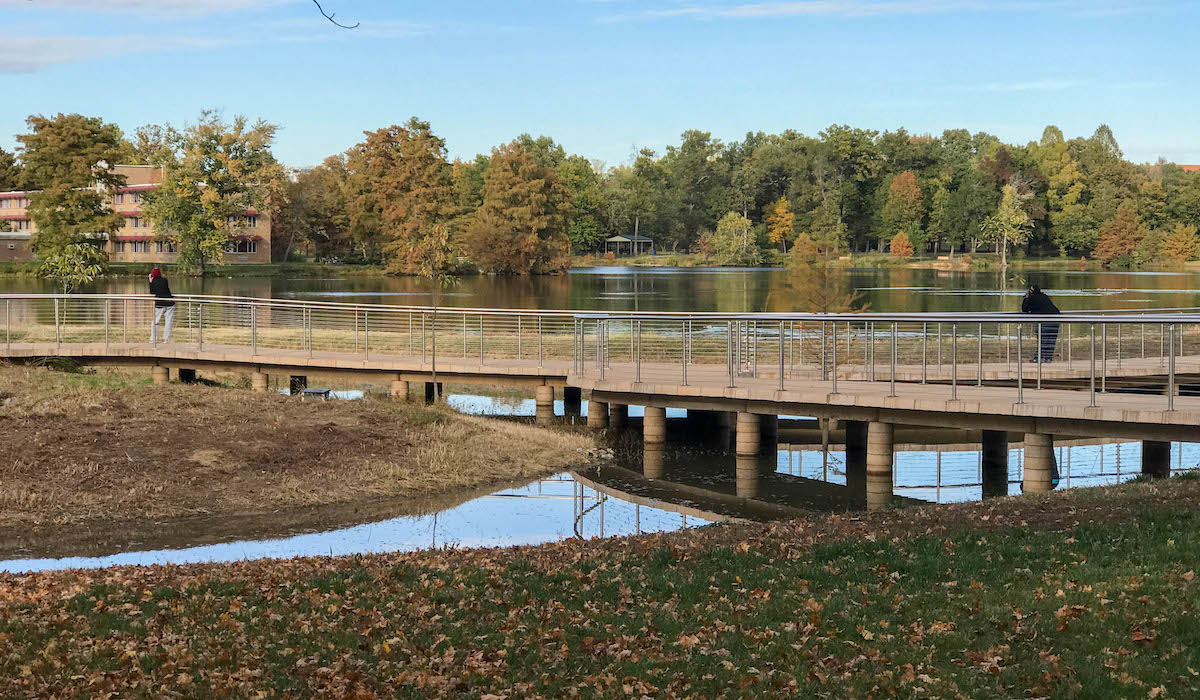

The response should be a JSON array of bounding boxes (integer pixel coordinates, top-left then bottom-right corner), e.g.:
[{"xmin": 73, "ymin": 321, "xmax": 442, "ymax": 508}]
[
  {"xmin": 113, "ymin": 193, "xmax": 125, "ymax": 204},
  {"xmin": 155, "ymin": 240, "xmax": 178, "ymax": 253},
  {"xmin": 225, "ymin": 240, "xmax": 258, "ymax": 254},
  {"xmin": 246, "ymin": 215, "xmax": 258, "ymax": 228},
  {"xmin": 129, "ymin": 192, "xmax": 142, "ymax": 204},
  {"xmin": 1, "ymin": 198, "xmax": 28, "ymax": 209},
  {"xmin": 12, "ymin": 219, "xmax": 31, "ymax": 232},
  {"xmin": 111, "ymin": 241, "xmax": 125, "ymax": 253},
  {"xmin": 130, "ymin": 241, "xmax": 149, "ymax": 253}
]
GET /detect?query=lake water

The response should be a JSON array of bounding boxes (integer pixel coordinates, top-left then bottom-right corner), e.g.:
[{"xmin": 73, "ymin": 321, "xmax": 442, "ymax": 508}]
[
  {"xmin": 6, "ymin": 265, "xmax": 1200, "ymax": 313},
  {"xmin": 3, "ymin": 265, "xmax": 1200, "ymax": 572}
]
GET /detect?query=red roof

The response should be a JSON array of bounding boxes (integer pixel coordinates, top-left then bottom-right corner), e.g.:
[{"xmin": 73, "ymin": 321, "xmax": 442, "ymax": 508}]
[
  {"xmin": 0, "ymin": 192, "xmax": 27, "ymax": 199},
  {"xmin": 1180, "ymin": 165, "xmax": 1200, "ymax": 172},
  {"xmin": 0, "ymin": 214, "xmax": 27, "ymax": 221},
  {"xmin": 116, "ymin": 184, "xmax": 158, "ymax": 193}
]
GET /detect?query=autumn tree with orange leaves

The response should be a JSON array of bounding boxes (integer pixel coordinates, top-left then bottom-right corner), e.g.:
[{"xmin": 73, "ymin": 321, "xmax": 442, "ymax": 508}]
[
  {"xmin": 766, "ymin": 197, "xmax": 794, "ymax": 253},
  {"xmin": 1092, "ymin": 200, "xmax": 1147, "ymax": 267}
]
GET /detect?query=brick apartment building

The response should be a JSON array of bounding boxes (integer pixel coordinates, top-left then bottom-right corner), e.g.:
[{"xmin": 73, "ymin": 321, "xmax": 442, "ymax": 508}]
[{"xmin": 0, "ymin": 165, "xmax": 270, "ymax": 264}]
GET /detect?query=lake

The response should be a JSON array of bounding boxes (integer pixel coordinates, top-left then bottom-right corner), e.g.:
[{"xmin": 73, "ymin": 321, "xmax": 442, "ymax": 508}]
[{"xmin": 5, "ymin": 265, "xmax": 1200, "ymax": 313}]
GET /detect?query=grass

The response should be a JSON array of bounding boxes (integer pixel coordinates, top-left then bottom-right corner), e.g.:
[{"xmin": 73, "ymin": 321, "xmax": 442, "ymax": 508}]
[
  {"xmin": 0, "ymin": 261, "xmax": 389, "ymax": 278},
  {"xmin": 1, "ymin": 477, "xmax": 1198, "ymax": 697},
  {"xmin": 0, "ymin": 364, "xmax": 591, "ymax": 545}
]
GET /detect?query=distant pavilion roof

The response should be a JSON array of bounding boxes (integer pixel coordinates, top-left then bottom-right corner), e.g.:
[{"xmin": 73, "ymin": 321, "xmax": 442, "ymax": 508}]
[{"xmin": 606, "ymin": 234, "xmax": 653, "ymax": 243}]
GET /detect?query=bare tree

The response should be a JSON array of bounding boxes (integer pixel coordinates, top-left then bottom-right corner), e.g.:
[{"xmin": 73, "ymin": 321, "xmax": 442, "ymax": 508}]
[{"xmin": 312, "ymin": 0, "xmax": 359, "ymax": 29}]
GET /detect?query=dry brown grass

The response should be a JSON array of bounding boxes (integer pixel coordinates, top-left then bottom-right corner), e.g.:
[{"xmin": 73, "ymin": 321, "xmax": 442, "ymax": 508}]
[{"xmin": 0, "ymin": 363, "xmax": 591, "ymax": 537}]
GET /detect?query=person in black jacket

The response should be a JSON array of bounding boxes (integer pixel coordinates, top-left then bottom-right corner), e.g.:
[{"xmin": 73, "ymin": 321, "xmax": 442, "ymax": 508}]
[
  {"xmin": 149, "ymin": 267, "xmax": 176, "ymax": 343},
  {"xmin": 1021, "ymin": 285, "xmax": 1060, "ymax": 362}
]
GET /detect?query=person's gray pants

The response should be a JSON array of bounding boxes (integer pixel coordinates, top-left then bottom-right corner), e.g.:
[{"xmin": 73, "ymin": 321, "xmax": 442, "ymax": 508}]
[{"xmin": 151, "ymin": 305, "xmax": 175, "ymax": 344}]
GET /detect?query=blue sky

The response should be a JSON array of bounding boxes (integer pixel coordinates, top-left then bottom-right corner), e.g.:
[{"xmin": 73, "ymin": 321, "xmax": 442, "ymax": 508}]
[{"xmin": 2, "ymin": 0, "xmax": 1196, "ymax": 168}]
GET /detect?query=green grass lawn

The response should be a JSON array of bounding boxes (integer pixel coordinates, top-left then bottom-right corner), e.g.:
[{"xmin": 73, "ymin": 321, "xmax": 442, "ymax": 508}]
[{"xmin": 2, "ymin": 477, "xmax": 1199, "ymax": 697}]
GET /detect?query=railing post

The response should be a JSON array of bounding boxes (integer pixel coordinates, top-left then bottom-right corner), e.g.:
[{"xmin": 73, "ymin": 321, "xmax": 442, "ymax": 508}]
[
  {"xmin": 889, "ymin": 321, "xmax": 897, "ymax": 397},
  {"xmin": 1089, "ymin": 324, "xmax": 1097, "ymax": 407},
  {"xmin": 778, "ymin": 320, "xmax": 785, "ymax": 391},
  {"xmin": 1067, "ymin": 322, "xmax": 1072, "ymax": 368},
  {"xmin": 683, "ymin": 321, "xmax": 690, "ymax": 386},
  {"xmin": 122, "ymin": 299, "xmax": 127, "ymax": 343},
  {"xmin": 479, "ymin": 315, "xmax": 484, "ymax": 365},
  {"xmin": 364, "ymin": 310, "xmax": 370, "ymax": 360},
  {"xmin": 830, "ymin": 321, "xmax": 838, "ymax": 395},
  {"xmin": 951, "ymin": 323, "xmax": 958, "ymax": 401},
  {"xmin": 1036, "ymin": 322, "xmax": 1042, "ymax": 390},
  {"xmin": 921, "ymin": 322, "xmax": 927, "ymax": 384},
  {"xmin": 55, "ymin": 298, "xmax": 61, "ymax": 348},
  {"xmin": 1101, "ymin": 324, "xmax": 1107, "ymax": 394},
  {"xmin": 5, "ymin": 299, "xmax": 8, "ymax": 351},
  {"xmin": 634, "ymin": 320, "xmax": 641, "ymax": 383},
  {"xmin": 104, "ymin": 299, "xmax": 110, "ymax": 349},
  {"xmin": 820, "ymin": 321, "xmax": 827, "ymax": 381},
  {"xmin": 1140, "ymin": 322, "xmax": 1145, "ymax": 359},
  {"xmin": 537, "ymin": 316, "xmax": 543, "ymax": 368},
  {"xmin": 462, "ymin": 314, "xmax": 468, "ymax": 358},
  {"xmin": 727, "ymin": 320, "xmax": 734, "ymax": 388},
  {"xmin": 597, "ymin": 319, "xmax": 604, "ymax": 380},
  {"xmin": 199, "ymin": 302, "xmax": 205, "ymax": 351},
  {"xmin": 1016, "ymin": 324, "xmax": 1024, "ymax": 405},
  {"xmin": 517, "ymin": 315, "xmax": 522, "ymax": 359},
  {"xmin": 251, "ymin": 304, "xmax": 257, "ymax": 355},
  {"xmin": 977, "ymin": 322, "xmax": 983, "ymax": 387},
  {"xmin": 937, "ymin": 322, "xmax": 942, "ymax": 369},
  {"xmin": 354, "ymin": 308, "xmax": 359, "ymax": 354},
  {"xmin": 1168, "ymin": 324, "xmax": 1177, "ymax": 411}
]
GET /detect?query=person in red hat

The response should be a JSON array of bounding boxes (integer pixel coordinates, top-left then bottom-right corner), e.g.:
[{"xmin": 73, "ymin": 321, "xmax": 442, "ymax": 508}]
[{"xmin": 148, "ymin": 267, "xmax": 175, "ymax": 343}]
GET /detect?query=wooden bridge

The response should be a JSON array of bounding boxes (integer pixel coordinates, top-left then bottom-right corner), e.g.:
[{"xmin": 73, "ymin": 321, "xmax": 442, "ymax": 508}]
[{"xmin": 4, "ymin": 294, "xmax": 1198, "ymax": 509}]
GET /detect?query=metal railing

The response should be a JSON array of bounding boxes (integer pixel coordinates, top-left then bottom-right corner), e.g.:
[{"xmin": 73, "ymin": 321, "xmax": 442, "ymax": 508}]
[
  {"xmin": 574, "ymin": 311, "xmax": 1200, "ymax": 411},
  {"xmin": 2, "ymin": 295, "xmax": 1197, "ymax": 411}
]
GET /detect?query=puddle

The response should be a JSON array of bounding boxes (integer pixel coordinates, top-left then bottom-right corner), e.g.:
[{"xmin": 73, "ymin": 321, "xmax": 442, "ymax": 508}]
[{"xmin": 3, "ymin": 392, "xmax": 1197, "ymax": 574}]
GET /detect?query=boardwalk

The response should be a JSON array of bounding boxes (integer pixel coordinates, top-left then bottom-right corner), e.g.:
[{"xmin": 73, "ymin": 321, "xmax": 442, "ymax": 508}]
[{"xmin": 4, "ymin": 293, "xmax": 1199, "ymax": 508}]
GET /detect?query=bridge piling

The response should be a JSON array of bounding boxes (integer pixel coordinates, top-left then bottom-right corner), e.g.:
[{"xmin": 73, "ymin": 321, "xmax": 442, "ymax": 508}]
[
  {"xmin": 535, "ymin": 385, "xmax": 554, "ymax": 425},
  {"xmin": 610, "ymin": 403, "xmax": 627, "ymax": 430},
  {"xmin": 1142, "ymin": 440, "xmax": 1171, "ymax": 478},
  {"xmin": 643, "ymin": 444, "xmax": 665, "ymax": 479},
  {"xmin": 735, "ymin": 413, "xmax": 761, "ymax": 456},
  {"xmin": 152, "ymin": 366, "xmax": 168, "ymax": 385},
  {"xmin": 589, "ymin": 401, "xmax": 609, "ymax": 429},
  {"xmin": 251, "ymin": 372, "xmax": 268, "ymax": 393},
  {"xmin": 981, "ymin": 430, "xmax": 1009, "ymax": 498},
  {"xmin": 866, "ymin": 421, "xmax": 894, "ymax": 511},
  {"xmin": 390, "ymin": 379, "xmax": 409, "ymax": 401},
  {"xmin": 735, "ymin": 455, "xmax": 760, "ymax": 498},
  {"xmin": 1023, "ymin": 433, "xmax": 1056, "ymax": 493},
  {"xmin": 643, "ymin": 406, "xmax": 666, "ymax": 444}
]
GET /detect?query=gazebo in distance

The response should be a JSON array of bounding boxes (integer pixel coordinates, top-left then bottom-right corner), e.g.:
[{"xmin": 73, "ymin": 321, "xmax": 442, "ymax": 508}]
[{"xmin": 604, "ymin": 233, "xmax": 654, "ymax": 256}]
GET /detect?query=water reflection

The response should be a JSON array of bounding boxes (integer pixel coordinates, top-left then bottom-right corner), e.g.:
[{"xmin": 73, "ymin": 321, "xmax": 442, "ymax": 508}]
[
  {"xmin": 7, "ymin": 266, "xmax": 1200, "ymax": 313},
  {"xmin": 3, "ymin": 391, "xmax": 1198, "ymax": 574}
]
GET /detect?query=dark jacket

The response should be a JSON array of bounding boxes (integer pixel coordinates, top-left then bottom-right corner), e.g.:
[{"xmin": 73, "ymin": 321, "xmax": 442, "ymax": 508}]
[
  {"xmin": 149, "ymin": 276, "xmax": 175, "ymax": 308},
  {"xmin": 1021, "ymin": 290, "xmax": 1059, "ymax": 315}
]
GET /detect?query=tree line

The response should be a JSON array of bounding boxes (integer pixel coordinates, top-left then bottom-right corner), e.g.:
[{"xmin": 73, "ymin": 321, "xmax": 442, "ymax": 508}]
[{"xmin": 4, "ymin": 114, "xmax": 1200, "ymax": 281}]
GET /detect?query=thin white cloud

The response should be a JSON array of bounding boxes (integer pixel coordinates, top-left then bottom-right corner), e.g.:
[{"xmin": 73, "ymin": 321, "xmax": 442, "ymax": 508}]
[
  {"xmin": 600, "ymin": 0, "xmax": 1141, "ymax": 22},
  {"xmin": 0, "ymin": 0, "xmax": 295, "ymax": 13},
  {"xmin": 976, "ymin": 79, "xmax": 1085, "ymax": 92},
  {"xmin": 0, "ymin": 35, "xmax": 235, "ymax": 73}
]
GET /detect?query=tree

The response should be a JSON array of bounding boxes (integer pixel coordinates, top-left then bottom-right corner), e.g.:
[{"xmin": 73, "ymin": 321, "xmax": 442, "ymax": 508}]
[
  {"xmin": 777, "ymin": 232, "xmax": 866, "ymax": 313},
  {"xmin": 926, "ymin": 182, "xmax": 952, "ymax": 256},
  {"xmin": 1162, "ymin": 223, "xmax": 1200, "ymax": 263},
  {"xmin": 981, "ymin": 184, "xmax": 1032, "ymax": 268},
  {"xmin": 708, "ymin": 211, "xmax": 761, "ymax": 266},
  {"xmin": 142, "ymin": 112, "xmax": 285, "ymax": 275},
  {"xmin": 38, "ymin": 242, "xmax": 107, "ymax": 293},
  {"xmin": 0, "ymin": 147, "xmax": 21, "ymax": 191},
  {"xmin": 881, "ymin": 170, "xmax": 925, "ymax": 251},
  {"xmin": 558, "ymin": 155, "xmax": 605, "ymax": 253},
  {"xmin": 16, "ymin": 113, "xmax": 127, "ymax": 257},
  {"xmin": 344, "ymin": 119, "xmax": 456, "ymax": 275},
  {"xmin": 464, "ymin": 141, "xmax": 572, "ymax": 274},
  {"xmin": 890, "ymin": 231, "xmax": 914, "ymax": 259},
  {"xmin": 765, "ymin": 197, "xmax": 794, "ymax": 252},
  {"xmin": 130, "ymin": 124, "xmax": 181, "ymax": 167},
  {"xmin": 1092, "ymin": 200, "xmax": 1146, "ymax": 267},
  {"xmin": 275, "ymin": 156, "xmax": 351, "ymax": 262}
]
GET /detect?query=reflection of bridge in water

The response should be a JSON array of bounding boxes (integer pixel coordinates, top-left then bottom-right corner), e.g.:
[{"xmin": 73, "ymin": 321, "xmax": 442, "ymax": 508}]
[{"xmin": 5, "ymin": 294, "xmax": 1200, "ymax": 511}]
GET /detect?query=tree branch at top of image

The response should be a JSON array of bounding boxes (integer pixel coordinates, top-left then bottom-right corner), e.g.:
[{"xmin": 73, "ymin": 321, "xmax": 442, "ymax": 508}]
[{"xmin": 312, "ymin": 0, "xmax": 359, "ymax": 29}]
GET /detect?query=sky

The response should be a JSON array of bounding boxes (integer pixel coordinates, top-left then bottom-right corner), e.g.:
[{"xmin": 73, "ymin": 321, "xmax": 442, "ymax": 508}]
[{"xmin": 2, "ymin": 0, "xmax": 1197, "ymax": 169}]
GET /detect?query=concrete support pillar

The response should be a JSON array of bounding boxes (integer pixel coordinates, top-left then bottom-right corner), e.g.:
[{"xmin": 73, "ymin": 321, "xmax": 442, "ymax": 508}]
[
  {"xmin": 610, "ymin": 404, "xmax": 628, "ymax": 430},
  {"xmin": 589, "ymin": 401, "xmax": 609, "ymax": 429},
  {"xmin": 251, "ymin": 372, "xmax": 268, "ymax": 393},
  {"xmin": 1142, "ymin": 440, "xmax": 1171, "ymax": 479},
  {"xmin": 563, "ymin": 387, "xmax": 583, "ymax": 418},
  {"xmin": 391, "ymin": 380, "xmax": 409, "ymax": 401},
  {"xmin": 760, "ymin": 414, "xmax": 779, "ymax": 455},
  {"xmin": 289, "ymin": 376, "xmax": 307, "ymax": 394},
  {"xmin": 981, "ymin": 430, "xmax": 1010, "ymax": 499},
  {"xmin": 535, "ymin": 385, "xmax": 555, "ymax": 425},
  {"xmin": 1023, "ymin": 433, "xmax": 1056, "ymax": 493},
  {"xmin": 178, "ymin": 368, "xmax": 197, "ymax": 384},
  {"xmin": 152, "ymin": 366, "xmax": 169, "ymax": 385},
  {"xmin": 643, "ymin": 406, "xmax": 667, "ymax": 444},
  {"xmin": 643, "ymin": 444, "xmax": 665, "ymax": 479},
  {"xmin": 735, "ymin": 455, "xmax": 760, "ymax": 498},
  {"xmin": 866, "ymin": 421, "xmax": 894, "ymax": 511},
  {"xmin": 845, "ymin": 420, "xmax": 867, "ymax": 505},
  {"xmin": 735, "ymin": 412, "xmax": 761, "ymax": 456}
]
